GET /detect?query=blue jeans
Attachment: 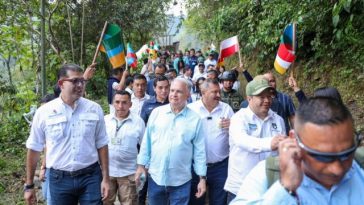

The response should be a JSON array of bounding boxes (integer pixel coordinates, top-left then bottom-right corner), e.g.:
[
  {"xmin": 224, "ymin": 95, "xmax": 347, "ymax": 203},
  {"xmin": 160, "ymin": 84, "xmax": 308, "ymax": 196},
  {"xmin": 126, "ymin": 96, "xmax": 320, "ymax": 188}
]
[
  {"xmin": 49, "ymin": 163, "xmax": 102, "ymax": 205},
  {"xmin": 148, "ymin": 175, "xmax": 191, "ymax": 205},
  {"xmin": 42, "ymin": 168, "xmax": 52, "ymax": 205},
  {"xmin": 226, "ymin": 192, "xmax": 236, "ymax": 204},
  {"xmin": 189, "ymin": 158, "xmax": 228, "ymax": 205}
]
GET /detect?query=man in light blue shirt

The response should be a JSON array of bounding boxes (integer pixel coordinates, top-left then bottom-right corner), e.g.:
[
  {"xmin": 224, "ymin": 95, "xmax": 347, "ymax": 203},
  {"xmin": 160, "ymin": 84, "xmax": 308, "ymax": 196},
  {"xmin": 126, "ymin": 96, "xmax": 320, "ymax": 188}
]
[
  {"xmin": 231, "ymin": 97, "xmax": 364, "ymax": 205},
  {"xmin": 136, "ymin": 78, "xmax": 207, "ymax": 205}
]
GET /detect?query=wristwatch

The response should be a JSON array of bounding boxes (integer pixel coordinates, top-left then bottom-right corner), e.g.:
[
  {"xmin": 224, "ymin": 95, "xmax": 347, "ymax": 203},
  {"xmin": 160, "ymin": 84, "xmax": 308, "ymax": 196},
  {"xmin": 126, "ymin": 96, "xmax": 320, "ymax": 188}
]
[{"xmin": 23, "ymin": 183, "xmax": 35, "ymax": 192}]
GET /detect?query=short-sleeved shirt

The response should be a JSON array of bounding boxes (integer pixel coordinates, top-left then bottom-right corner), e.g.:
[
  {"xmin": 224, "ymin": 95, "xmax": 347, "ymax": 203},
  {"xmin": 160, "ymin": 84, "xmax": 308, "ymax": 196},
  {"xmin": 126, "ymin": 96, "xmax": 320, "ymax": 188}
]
[{"xmin": 105, "ymin": 112, "xmax": 145, "ymax": 177}]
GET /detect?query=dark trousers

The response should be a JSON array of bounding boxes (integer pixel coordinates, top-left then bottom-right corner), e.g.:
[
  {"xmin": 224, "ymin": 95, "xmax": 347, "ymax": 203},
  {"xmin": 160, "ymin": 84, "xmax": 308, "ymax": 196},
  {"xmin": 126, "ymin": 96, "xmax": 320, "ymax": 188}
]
[
  {"xmin": 49, "ymin": 163, "xmax": 102, "ymax": 205},
  {"xmin": 189, "ymin": 158, "xmax": 229, "ymax": 205}
]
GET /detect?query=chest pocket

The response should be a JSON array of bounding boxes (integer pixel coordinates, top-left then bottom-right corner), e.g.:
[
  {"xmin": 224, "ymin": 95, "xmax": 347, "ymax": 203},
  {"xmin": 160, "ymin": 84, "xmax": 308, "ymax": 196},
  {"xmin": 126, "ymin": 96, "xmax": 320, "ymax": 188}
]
[
  {"xmin": 45, "ymin": 115, "xmax": 67, "ymax": 142},
  {"xmin": 79, "ymin": 113, "xmax": 99, "ymax": 137},
  {"xmin": 270, "ymin": 122, "xmax": 283, "ymax": 137}
]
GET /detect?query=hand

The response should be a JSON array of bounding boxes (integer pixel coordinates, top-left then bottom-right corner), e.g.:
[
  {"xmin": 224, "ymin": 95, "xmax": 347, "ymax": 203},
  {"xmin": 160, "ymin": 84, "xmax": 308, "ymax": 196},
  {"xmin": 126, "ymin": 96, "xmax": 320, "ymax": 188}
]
[
  {"xmin": 101, "ymin": 177, "xmax": 110, "ymax": 201},
  {"xmin": 237, "ymin": 63, "xmax": 245, "ymax": 72},
  {"xmin": 219, "ymin": 117, "xmax": 230, "ymax": 129},
  {"xmin": 279, "ymin": 135, "xmax": 303, "ymax": 192},
  {"xmin": 195, "ymin": 178, "xmax": 206, "ymax": 198},
  {"xmin": 83, "ymin": 63, "xmax": 97, "ymax": 80},
  {"xmin": 39, "ymin": 168, "xmax": 46, "ymax": 182},
  {"xmin": 122, "ymin": 69, "xmax": 129, "ymax": 77},
  {"xmin": 288, "ymin": 76, "xmax": 300, "ymax": 92},
  {"xmin": 271, "ymin": 135, "xmax": 286, "ymax": 151},
  {"xmin": 24, "ymin": 189, "xmax": 36, "ymax": 205},
  {"xmin": 135, "ymin": 165, "xmax": 147, "ymax": 187}
]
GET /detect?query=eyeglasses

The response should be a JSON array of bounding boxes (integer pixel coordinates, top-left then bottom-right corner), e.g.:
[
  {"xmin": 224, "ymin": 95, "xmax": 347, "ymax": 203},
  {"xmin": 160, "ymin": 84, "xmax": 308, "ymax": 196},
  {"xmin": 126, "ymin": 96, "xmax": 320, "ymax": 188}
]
[
  {"xmin": 61, "ymin": 78, "xmax": 87, "ymax": 85},
  {"xmin": 295, "ymin": 132, "xmax": 362, "ymax": 163}
]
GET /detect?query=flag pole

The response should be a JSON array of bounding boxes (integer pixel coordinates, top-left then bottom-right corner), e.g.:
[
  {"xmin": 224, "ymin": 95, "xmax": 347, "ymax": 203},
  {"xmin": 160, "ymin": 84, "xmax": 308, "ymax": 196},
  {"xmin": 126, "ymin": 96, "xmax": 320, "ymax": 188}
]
[
  {"xmin": 290, "ymin": 23, "xmax": 296, "ymax": 78},
  {"xmin": 92, "ymin": 21, "xmax": 108, "ymax": 64}
]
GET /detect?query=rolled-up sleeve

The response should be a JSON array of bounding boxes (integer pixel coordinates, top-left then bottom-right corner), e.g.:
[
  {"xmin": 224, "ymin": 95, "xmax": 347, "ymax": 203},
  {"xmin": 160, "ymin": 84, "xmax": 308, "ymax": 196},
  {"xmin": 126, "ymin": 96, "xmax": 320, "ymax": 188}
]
[
  {"xmin": 26, "ymin": 109, "xmax": 46, "ymax": 152},
  {"xmin": 95, "ymin": 106, "xmax": 108, "ymax": 149}
]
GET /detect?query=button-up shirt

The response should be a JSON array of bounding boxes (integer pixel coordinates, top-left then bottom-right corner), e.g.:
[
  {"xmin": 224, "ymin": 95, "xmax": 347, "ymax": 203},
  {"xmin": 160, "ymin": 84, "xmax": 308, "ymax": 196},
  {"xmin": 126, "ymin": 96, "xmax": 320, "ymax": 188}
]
[
  {"xmin": 231, "ymin": 160, "xmax": 364, "ymax": 205},
  {"xmin": 140, "ymin": 96, "xmax": 169, "ymax": 124},
  {"xmin": 224, "ymin": 107, "xmax": 285, "ymax": 194},
  {"xmin": 137, "ymin": 104, "xmax": 207, "ymax": 186},
  {"xmin": 105, "ymin": 112, "xmax": 145, "ymax": 177},
  {"xmin": 188, "ymin": 100, "xmax": 234, "ymax": 163},
  {"xmin": 26, "ymin": 97, "xmax": 108, "ymax": 171},
  {"xmin": 130, "ymin": 93, "xmax": 150, "ymax": 116}
]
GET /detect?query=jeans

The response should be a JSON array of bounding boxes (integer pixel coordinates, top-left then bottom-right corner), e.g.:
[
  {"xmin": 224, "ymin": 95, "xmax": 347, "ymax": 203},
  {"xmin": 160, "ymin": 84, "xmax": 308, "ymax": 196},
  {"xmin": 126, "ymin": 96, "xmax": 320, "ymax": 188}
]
[
  {"xmin": 189, "ymin": 158, "xmax": 228, "ymax": 205},
  {"xmin": 42, "ymin": 168, "xmax": 52, "ymax": 205},
  {"xmin": 49, "ymin": 163, "xmax": 102, "ymax": 205},
  {"xmin": 148, "ymin": 175, "xmax": 191, "ymax": 205},
  {"xmin": 138, "ymin": 178, "xmax": 148, "ymax": 205},
  {"xmin": 226, "ymin": 192, "xmax": 236, "ymax": 204}
]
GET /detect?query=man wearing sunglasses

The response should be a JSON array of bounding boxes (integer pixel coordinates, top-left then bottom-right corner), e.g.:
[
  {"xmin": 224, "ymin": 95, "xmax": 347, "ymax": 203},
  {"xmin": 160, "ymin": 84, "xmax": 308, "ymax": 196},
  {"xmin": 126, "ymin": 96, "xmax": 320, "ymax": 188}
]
[
  {"xmin": 231, "ymin": 96, "xmax": 364, "ymax": 204},
  {"xmin": 24, "ymin": 64, "xmax": 110, "ymax": 205}
]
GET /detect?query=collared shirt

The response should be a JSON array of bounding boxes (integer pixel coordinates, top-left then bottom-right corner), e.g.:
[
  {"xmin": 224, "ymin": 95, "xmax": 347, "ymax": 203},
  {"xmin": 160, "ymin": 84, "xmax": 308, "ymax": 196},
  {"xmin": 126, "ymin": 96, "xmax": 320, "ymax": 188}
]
[
  {"xmin": 105, "ymin": 112, "xmax": 145, "ymax": 177},
  {"xmin": 224, "ymin": 107, "xmax": 285, "ymax": 194},
  {"xmin": 188, "ymin": 100, "xmax": 234, "ymax": 163},
  {"xmin": 140, "ymin": 96, "xmax": 169, "ymax": 124},
  {"xmin": 231, "ymin": 160, "xmax": 364, "ymax": 205},
  {"xmin": 26, "ymin": 97, "xmax": 108, "ymax": 171},
  {"xmin": 137, "ymin": 104, "xmax": 207, "ymax": 186},
  {"xmin": 130, "ymin": 93, "xmax": 150, "ymax": 116}
]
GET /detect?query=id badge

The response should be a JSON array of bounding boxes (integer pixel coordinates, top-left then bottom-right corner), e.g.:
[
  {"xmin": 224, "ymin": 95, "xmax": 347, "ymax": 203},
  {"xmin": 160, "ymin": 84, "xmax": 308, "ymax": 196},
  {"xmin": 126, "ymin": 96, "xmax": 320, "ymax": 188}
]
[{"xmin": 111, "ymin": 137, "xmax": 122, "ymax": 145}]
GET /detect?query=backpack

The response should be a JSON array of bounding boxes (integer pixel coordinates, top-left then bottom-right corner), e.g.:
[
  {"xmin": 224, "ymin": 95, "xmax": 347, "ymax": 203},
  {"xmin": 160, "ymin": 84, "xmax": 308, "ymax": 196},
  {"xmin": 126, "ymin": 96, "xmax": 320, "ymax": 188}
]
[{"xmin": 265, "ymin": 146, "xmax": 364, "ymax": 189}]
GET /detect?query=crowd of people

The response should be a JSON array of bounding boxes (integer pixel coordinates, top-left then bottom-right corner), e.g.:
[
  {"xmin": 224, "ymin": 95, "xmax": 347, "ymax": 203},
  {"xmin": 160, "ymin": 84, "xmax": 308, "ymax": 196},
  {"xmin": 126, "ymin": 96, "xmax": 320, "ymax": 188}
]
[{"xmin": 23, "ymin": 48, "xmax": 364, "ymax": 205}]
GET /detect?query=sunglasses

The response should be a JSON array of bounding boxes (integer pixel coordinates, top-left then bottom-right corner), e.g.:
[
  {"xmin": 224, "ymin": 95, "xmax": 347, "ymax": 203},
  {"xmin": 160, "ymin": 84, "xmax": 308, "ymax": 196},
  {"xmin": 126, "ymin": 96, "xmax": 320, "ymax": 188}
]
[
  {"xmin": 61, "ymin": 78, "xmax": 87, "ymax": 85},
  {"xmin": 295, "ymin": 132, "xmax": 362, "ymax": 163}
]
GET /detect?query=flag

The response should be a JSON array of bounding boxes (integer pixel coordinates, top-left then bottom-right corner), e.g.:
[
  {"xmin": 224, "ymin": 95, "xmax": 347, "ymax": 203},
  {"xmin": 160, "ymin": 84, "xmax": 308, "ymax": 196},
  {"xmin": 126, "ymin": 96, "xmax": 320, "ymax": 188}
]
[
  {"xmin": 217, "ymin": 36, "xmax": 239, "ymax": 65},
  {"xmin": 136, "ymin": 44, "xmax": 148, "ymax": 59},
  {"xmin": 127, "ymin": 43, "xmax": 138, "ymax": 69},
  {"xmin": 99, "ymin": 24, "xmax": 126, "ymax": 69},
  {"xmin": 218, "ymin": 58, "xmax": 225, "ymax": 67},
  {"xmin": 274, "ymin": 23, "xmax": 296, "ymax": 75}
]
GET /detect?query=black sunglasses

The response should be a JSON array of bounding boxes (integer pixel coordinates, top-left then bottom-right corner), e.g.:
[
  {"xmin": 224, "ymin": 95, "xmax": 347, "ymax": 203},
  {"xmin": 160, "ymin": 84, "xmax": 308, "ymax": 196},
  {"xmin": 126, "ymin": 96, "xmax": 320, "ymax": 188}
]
[
  {"xmin": 295, "ymin": 132, "xmax": 362, "ymax": 163},
  {"xmin": 62, "ymin": 78, "xmax": 87, "ymax": 85}
]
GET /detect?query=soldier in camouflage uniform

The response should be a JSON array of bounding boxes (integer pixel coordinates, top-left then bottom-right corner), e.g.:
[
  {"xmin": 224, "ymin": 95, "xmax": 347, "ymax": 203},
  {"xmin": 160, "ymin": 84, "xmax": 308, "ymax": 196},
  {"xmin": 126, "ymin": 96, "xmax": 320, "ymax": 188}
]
[{"xmin": 220, "ymin": 71, "xmax": 244, "ymax": 112}]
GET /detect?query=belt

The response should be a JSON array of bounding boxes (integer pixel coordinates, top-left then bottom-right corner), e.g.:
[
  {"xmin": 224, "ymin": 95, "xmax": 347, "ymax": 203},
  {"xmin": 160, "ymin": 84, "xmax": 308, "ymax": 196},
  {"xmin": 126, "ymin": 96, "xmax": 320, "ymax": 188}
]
[
  {"xmin": 207, "ymin": 157, "xmax": 228, "ymax": 168},
  {"xmin": 51, "ymin": 162, "xmax": 99, "ymax": 177}
]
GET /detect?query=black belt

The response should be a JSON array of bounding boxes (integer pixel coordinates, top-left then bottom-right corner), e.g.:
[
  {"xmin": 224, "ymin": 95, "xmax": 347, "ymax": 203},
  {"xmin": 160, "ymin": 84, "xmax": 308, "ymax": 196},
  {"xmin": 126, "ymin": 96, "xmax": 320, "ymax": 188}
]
[
  {"xmin": 51, "ymin": 162, "xmax": 99, "ymax": 177},
  {"xmin": 207, "ymin": 157, "xmax": 228, "ymax": 168}
]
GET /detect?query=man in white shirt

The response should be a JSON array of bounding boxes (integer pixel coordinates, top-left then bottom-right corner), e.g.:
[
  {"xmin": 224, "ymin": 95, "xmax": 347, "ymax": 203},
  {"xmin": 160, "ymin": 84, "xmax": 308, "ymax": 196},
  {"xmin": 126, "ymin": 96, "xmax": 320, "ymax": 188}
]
[
  {"xmin": 204, "ymin": 53, "xmax": 217, "ymax": 72},
  {"xmin": 224, "ymin": 77, "xmax": 286, "ymax": 203},
  {"xmin": 192, "ymin": 63, "xmax": 206, "ymax": 83},
  {"xmin": 104, "ymin": 90, "xmax": 145, "ymax": 205},
  {"xmin": 188, "ymin": 78, "xmax": 234, "ymax": 205},
  {"xmin": 24, "ymin": 64, "xmax": 110, "ymax": 205},
  {"xmin": 130, "ymin": 74, "xmax": 150, "ymax": 115}
]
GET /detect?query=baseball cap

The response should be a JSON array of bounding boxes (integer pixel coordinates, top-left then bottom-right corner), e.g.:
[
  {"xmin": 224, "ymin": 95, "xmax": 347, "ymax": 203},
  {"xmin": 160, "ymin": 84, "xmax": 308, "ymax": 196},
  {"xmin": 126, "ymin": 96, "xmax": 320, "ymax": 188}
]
[{"xmin": 246, "ymin": 77, "xmax": 275, "ymax": 96}]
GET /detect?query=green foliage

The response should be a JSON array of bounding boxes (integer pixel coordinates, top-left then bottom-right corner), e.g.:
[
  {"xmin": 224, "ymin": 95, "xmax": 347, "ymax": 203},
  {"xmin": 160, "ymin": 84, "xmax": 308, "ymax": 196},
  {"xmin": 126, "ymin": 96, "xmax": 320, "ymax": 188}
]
[{"xmin": 184, "ymin": 0, "xmax": 364, "ymax": 71}]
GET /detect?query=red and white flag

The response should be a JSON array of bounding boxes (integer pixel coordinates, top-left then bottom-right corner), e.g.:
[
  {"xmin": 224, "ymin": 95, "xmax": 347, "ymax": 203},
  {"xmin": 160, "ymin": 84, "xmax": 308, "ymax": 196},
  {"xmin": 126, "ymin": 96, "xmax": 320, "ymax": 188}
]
[{"xmin": 219, "ymin": 36, "xmax": 239, "ymax": 60}]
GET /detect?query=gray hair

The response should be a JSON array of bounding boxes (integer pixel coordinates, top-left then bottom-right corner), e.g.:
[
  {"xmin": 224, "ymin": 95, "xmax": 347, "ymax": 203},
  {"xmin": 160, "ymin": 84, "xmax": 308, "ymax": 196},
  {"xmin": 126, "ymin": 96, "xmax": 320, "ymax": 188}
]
[
  {"xmin": 172, "ymin": 77, "xmax": 192, "ymax": 92},
  {"xmin": 200, "ymin": 78, "xmax": 219, "ymax": 93}
]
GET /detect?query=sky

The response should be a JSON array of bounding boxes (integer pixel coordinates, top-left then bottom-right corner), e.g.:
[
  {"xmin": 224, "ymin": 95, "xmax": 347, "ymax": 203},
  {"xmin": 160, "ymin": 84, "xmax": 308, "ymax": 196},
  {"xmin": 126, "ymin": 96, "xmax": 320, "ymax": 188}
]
[{"xmin": 165, "ymin": 0, "xmax": 187, "ymax": 16}]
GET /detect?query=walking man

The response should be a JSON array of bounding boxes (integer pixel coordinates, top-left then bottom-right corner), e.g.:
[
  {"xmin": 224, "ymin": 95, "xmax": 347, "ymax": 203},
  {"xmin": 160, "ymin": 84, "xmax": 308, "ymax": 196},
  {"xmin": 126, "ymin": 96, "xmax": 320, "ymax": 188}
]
[
  {"xmin": 24, "ymin": 64, "xmax": 110, "ymax": 205},
  {"xmin": 104, "ymin": 90, "xmax": 145, "ymax": 205},
  {"xmin": 188, "ymin": 78, "xmax": 234, "ymax": 205},
  {"xmin": 136, "ymin": 78, "xmax": 207, "ymax": 205}
]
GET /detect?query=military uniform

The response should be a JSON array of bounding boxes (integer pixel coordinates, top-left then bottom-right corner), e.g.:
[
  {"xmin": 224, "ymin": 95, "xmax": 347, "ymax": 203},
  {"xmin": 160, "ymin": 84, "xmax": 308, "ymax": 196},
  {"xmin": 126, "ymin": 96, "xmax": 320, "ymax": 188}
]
[{"xmin": 221, "ymin": 89, "xmax": 244, "ymax": 112}]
